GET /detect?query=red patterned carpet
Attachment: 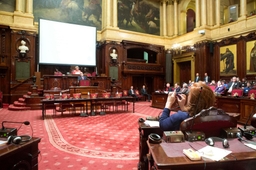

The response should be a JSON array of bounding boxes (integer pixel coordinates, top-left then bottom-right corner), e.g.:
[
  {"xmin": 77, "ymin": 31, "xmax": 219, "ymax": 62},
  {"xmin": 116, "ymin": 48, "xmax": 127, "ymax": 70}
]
[{"xmin": 0, "ymin": 101, "xmax": 162, "ymax": 170}]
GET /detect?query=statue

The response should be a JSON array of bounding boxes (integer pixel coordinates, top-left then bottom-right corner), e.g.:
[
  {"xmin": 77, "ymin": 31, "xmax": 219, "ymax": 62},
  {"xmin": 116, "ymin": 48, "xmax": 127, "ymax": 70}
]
[
  {"xmin": 110, "ymin": 49, "xmax": 118, "ymax": 60},
  {"xmin": 18, "ymin": 40, "xmax": 29, "ymax": 58}
]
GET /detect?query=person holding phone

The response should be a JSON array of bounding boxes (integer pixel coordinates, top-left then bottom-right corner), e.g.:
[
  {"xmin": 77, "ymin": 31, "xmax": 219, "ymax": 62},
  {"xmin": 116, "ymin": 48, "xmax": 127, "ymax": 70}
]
[{"xmin": 159, "ymin": 81, "xmax": 215, "ymax": 131}]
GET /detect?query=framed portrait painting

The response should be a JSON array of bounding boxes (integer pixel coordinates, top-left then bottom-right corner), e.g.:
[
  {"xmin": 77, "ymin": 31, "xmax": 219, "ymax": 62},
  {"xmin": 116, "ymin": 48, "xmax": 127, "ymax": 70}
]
[
  {"xmin": 246, "ymin": 40, "xmax": 256, "ymax": 74},
  {"xmin": 220, "ymin": 44, "xmax": 237, "ymax": 76}
]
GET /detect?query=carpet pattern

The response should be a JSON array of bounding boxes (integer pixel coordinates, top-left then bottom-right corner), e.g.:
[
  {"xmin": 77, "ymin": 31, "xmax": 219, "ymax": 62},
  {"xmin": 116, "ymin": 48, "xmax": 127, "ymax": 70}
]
[{"xmin": 0, "ymin": 102, "xmax": 163, "ymax": 169}]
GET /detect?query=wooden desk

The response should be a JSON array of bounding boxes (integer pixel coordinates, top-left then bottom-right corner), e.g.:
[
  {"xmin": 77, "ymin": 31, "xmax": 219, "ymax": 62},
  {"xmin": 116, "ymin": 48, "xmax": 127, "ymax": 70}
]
[
  {"xmin": 138, "ymin": 122, "xmax": 162, "ymax": 170},
  {"xmin": 0, "ymin": 137, "xmax": 41, "ymax": 170},
  {"xmin": 151, "ymin": 93, "xmax": 168, "ymax": 109},
  {"xmin": 151, "ymin": 95, "xmax": 256, "ymax": 124},
  {"xmin": 147, "ymin": 139, "xmax": 256, "ymax": 170},
  {"xmin": 215, "ymin": 96, "xmax": 256, "ymax": 124},
  {"xmin": 41, "ymin": 96, "xmax": 135, "ymax": 119}
]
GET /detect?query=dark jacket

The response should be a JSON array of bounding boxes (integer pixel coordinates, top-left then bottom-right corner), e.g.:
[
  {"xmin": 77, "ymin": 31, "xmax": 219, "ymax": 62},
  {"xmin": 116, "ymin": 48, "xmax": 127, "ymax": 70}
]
[{"xmin": 159, "ymin": 108, "xmax": 190, "ymax": 131}]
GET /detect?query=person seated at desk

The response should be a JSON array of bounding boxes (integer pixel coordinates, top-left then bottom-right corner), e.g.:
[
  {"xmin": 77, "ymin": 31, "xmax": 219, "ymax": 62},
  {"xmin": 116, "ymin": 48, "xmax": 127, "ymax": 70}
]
[
  {"xmin": 72, "ymin": 66, "xmax": 82, "ymax": 75},
  {"xmin": 140, "ymin": 85, "xmax": 151, "ymax": 102},
  {"xmin": 165, "ymin": 83, "xmax": 172, "ymax": 92},
  {"xmin": 214, "ymin": 80, "xmax": 225, "ymax": 95},
  {"xmin": 243, "ymin": 82, "xmax": 252, "ymax": 96},
  {"xmin": 128, "ymin": 85, "xmax": 138, "ymax": 100},
  {"xmin": 159, "ymin": 81, "xmax": 215, "ymax": 131},
  {"xmin": 178, "ymin": 83, "xmax": 189, "ymax": 95},
  {"xmin": 78, "ymin": 72, "xmax": 87, "ymax": 81}
]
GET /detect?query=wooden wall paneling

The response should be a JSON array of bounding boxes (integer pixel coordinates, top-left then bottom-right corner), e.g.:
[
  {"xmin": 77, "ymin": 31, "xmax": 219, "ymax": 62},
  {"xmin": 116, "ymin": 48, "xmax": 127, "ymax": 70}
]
[
  {"xmin": 236, "ymin": 38, "xmax": 246, "ymax": 78},
  {"xmin": 0, "ymin": 26, "xmax": 11, "ymax": 104}
]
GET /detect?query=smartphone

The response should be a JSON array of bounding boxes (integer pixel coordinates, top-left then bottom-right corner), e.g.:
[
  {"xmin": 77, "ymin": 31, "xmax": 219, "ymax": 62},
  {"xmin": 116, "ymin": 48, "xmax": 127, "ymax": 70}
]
[{"xmin": 176, "ymin": 94, "xmax": 182, "ymax": 100}]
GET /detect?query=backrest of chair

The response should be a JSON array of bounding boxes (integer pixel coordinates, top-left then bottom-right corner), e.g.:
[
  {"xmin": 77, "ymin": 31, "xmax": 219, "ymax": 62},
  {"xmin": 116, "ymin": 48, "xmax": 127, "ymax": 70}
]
[
  {"xmin": 231, "ymin": 89, "xmax": 243, "ymax": 96},
  {"xmin": 209, "ymin": 85, "xmax": 216, "ymax": 91},
  {"xmin": 180, "ymin": 107, "xmax": 237, "ymax": 138},
  {"xmin": 248, "ymin": 89, "xmax": 256, "ymax": 97},
  {"xmin": 135, "ymin": 90, "xmax": 140, "ymax": 95},
  {"xmin": 123, "ymin": 90, "xmax": 128, "ymax": 96}
]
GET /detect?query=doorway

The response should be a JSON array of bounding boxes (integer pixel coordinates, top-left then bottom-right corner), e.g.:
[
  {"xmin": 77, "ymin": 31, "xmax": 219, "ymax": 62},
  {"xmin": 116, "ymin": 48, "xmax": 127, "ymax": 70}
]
[
  {"xmin": 132, "ymin": 76, "xmax": 154, "ymax": 94},
  {"xmin": 178, "ymin": 61, "xmax": 191, "ymax": 84}
]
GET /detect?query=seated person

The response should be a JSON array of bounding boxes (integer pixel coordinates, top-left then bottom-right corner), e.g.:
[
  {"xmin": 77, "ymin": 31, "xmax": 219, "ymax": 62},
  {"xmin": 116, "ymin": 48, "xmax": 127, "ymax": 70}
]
[
  {"xmin": 214, "ymin": 80, "xmax": 225, "ymax": 95},
  {"xmin": 72, "ymin": 66, "xmax": 82, "ymax": 75},
  {"xmin": 128, "ymin": 85, "xmax": 138, "ymax": 99},
  {"xmin": 174, "ymin": 83, "xmax": 181, "ymax": 92},
  {"xmin": 243, "ymin": 82, "xmax": 252, "ymax": 96},
  {"xmin": 165, "ymin": 83, "xmax": 172, "ymax": 92},
  {"xmin": 178, "ymin": 83, "xmax": 189, "ymax": 95},
  {"xmin": 78, "ymin": 72, "xmax": 87, "ymax": 81},
  {"xmin": 54, "ymin": 69, "xmax": 62, "ymax": 76},
  {"xmin": 140, "ymin": 85, "xmax": 151, "ymax": 102},
  {"xmin": 159, "ymin": 81, "xmax": 215, "ymax": 131}
]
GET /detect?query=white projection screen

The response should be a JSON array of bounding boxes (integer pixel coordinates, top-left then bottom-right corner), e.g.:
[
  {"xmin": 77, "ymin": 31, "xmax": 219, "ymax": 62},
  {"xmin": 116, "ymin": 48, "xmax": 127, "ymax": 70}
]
[{"xmin": 39, "ymin": 19, "xmax": 96, "ymax": 66}]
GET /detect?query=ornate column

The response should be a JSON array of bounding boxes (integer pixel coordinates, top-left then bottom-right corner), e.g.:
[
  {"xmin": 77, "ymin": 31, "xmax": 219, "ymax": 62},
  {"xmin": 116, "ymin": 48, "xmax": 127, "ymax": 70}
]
[
  {"xmin": 162, "ymin": 0, "xmax": 167, "ymax": 36},
  {"xmin": 201, "ymin": 0, "xmax": 207, "ymax": 26},
  {"xmin": 102, "ymin": 0, "xmax": 112, "ymax": 28},
  {"xmin": 174, "ymin": 0, "xmax": 178, "ymax": 35},
  {"xmin": 240, "ymin": 0, "xmax": 247, "ymax": 19},
  {"xmin": 215, "ymin": 0, "xmax": 220, "ymax": 26},
  {"xmin": 106, "ymin": 0, "xmax": 111, "ymax": 27},
  {"xmin": 112, "ymin": 0, "xmax": 118, "ymax": 27},
  {"xmin": 15, "ymin": 0, "xmax": 22, "ymax": 12},
  {"xmin": 195, "ymin": 0, "xmax": 200, "ymax": 28},
  {"xmin": 167, "ymin": 1, "xmax": 174, "ymax": 36},
  {"xmin": 25, "ymin": 0, "xmax": 33, "ymax": 14}
]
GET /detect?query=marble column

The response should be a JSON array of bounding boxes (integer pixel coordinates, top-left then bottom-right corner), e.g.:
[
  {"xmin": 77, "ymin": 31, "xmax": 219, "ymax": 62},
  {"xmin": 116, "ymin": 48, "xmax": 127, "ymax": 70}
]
[
  {"xmin": 25, "ymin": 0, "xmax": 33, "ymax": 14},
  {"xmin": 15, "ymin": 0, "xmax": 22, "ymax": 12},
  {"xmin": 195, "ymin": 0, "xmax": 200, "ymax": 28},
  {"xmin": 215, "ymin": 0, "xmax": 220, "ymax": 26},
  {"xmin": 174, "ymin": 0, "xmax": 178, "ymax": 35},
  {"xmin": 201, "ymin": 0, "xmax": 207, "ymax": 26},
  {"xmin": 162, "ymin": 0, "xmax": 167, "ymax": 36},
  {"xmin": 167, "ymin": 1, "xmax": 174, "ymax": 36},
  {"xmin": 240, "ymin": 0, "xmax": 247, "ymax": 18},
  {"xmin": 105, "ymin": 0, "xmax": 111, "ymax": 28},
  {"xmin": 112, "ymin": 0, "xmax": 118, "ymax": 27}
]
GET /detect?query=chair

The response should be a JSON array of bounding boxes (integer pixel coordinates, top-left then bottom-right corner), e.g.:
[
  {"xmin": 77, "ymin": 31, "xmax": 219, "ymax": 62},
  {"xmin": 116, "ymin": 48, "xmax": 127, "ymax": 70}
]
[
  {"xmin": 135, "ymin": 90, "xmax": 144, "ymax": 101},
  {"xmin": 208, "ymin": 85, "xmax": 216, "ymax": 91},
  {"xmin": 180, "ymin": 106, "xmax": 237, "ymax": 138},
  {"xmin": 122, "ymin": 90, "xmax": 128, "ymax": 96},
  {"xmin": 231, "ymin": 89, "xmax": 243, "ymax": 97},
  {"xmin": 248, "ymin": 89, "xmax": 256, "ymax": 98}
]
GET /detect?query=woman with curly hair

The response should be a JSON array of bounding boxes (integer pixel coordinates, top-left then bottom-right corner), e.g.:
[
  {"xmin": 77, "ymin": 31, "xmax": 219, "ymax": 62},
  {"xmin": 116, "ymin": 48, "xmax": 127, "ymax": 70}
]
[{"xmin": 159, "ymin": 81, "xmax": 215, "ymax": 131}]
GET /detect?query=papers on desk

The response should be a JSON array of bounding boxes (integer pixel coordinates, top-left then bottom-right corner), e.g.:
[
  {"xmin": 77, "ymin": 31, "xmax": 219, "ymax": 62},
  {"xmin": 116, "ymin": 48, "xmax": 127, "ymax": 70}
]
[
  {"xmin": 198, "ymin": 146, "xmax": 232, "ymax": 161},
  {"xmin": 144, "ymin": 120, "xmax": 159, "ymax": 127},
  {"xmin": 244, "ymin": 143, "xmax": 256, "ymax": 150},
  {"xmin": 0, "ymin": 140, "xmax": 7, "ymax": 146}
]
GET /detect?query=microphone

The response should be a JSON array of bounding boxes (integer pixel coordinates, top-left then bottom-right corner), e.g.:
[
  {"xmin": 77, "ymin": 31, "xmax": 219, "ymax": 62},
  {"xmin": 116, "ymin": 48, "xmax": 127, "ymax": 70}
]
[{"xmin": 2, "ymin": 121, "xmax": 30, "ymax": 130}]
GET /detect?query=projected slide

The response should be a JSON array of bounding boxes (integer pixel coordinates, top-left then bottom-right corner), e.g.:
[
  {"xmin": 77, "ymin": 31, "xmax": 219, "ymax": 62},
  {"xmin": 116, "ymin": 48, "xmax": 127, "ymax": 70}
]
[{"xmin": 39, "ymin": 19, "xmax": 96, "ymax": 66}]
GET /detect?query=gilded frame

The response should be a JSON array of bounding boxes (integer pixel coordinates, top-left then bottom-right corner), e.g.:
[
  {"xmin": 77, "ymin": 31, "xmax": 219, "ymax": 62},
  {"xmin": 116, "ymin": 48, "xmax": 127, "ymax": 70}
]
[
  {"xmin": 220, "ymin": 44, "xmax": 237, "ymax": 76},
  {"xmin": 246, "ymin": 40, "xmax": 256, "ymax": 74}
]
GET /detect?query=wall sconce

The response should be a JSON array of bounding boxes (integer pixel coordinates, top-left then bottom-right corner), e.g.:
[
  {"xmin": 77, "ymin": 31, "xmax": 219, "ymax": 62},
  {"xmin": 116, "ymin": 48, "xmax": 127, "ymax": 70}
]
[
  {"xmin": 198, "ymin": 30, "xmax": 205, "ymax": 35},
  {"xmin": 171, "ymin": 43, "xmax": 182, "ymax": 55}
]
